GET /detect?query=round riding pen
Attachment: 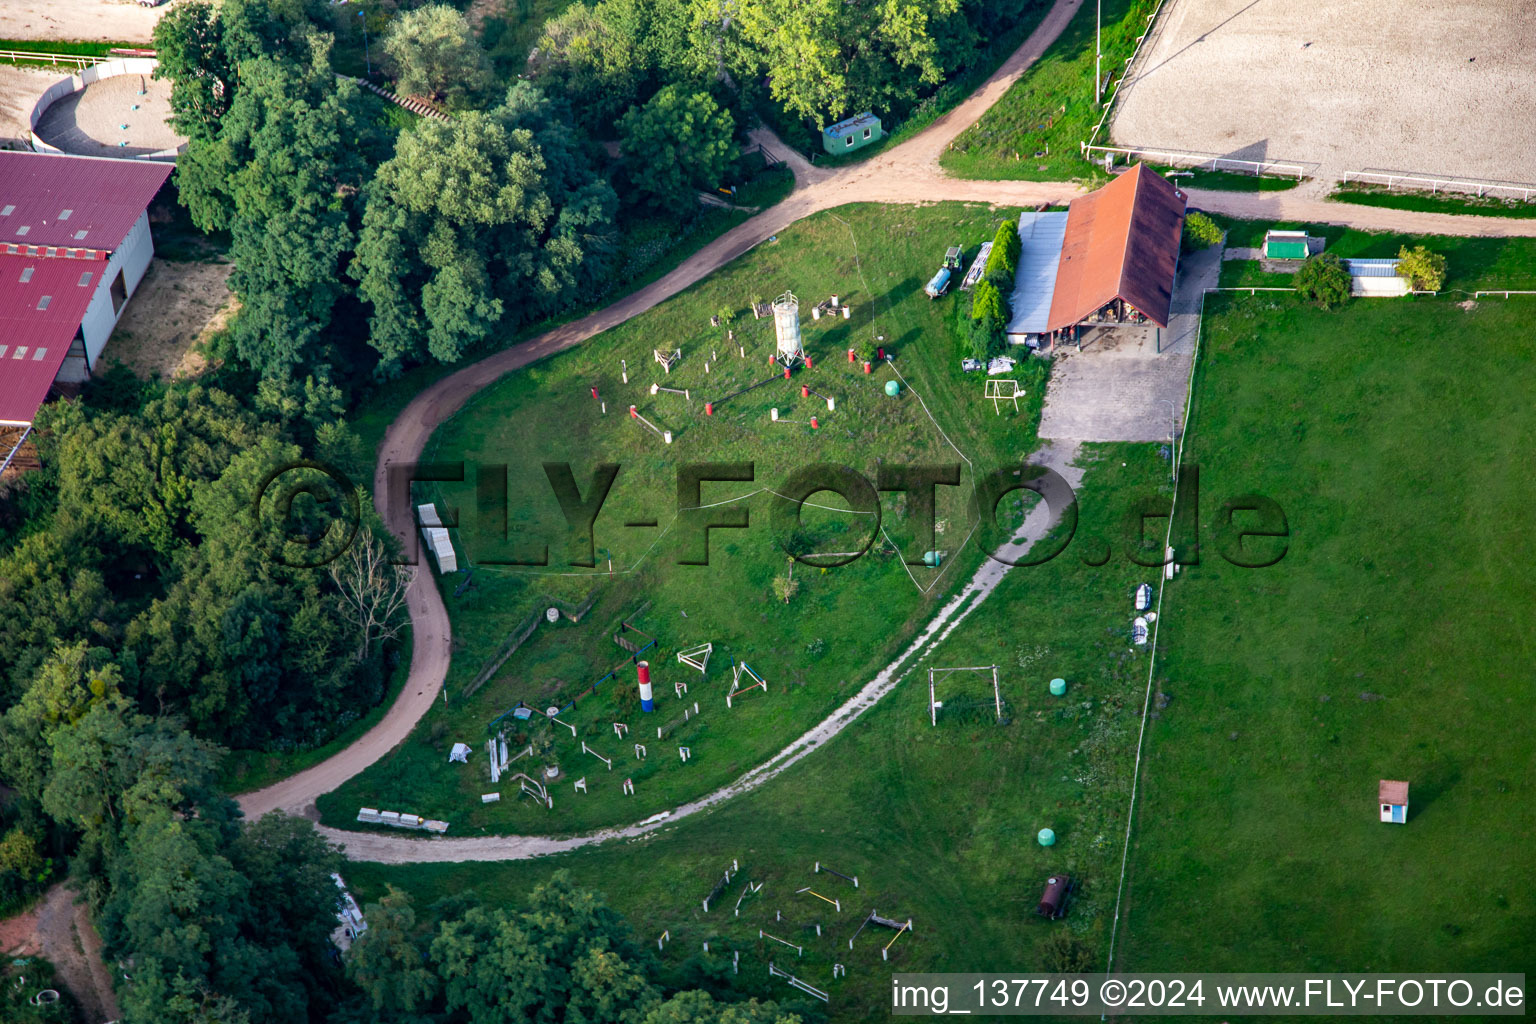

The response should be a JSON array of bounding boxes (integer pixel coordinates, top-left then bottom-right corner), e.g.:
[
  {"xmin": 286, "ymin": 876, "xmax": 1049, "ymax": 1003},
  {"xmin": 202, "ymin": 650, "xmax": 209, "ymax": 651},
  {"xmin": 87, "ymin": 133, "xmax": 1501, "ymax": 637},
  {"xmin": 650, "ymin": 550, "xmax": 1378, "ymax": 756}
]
[{"xmin": 29, "ymin": 58, "xmax": 187, "ymax": 160}]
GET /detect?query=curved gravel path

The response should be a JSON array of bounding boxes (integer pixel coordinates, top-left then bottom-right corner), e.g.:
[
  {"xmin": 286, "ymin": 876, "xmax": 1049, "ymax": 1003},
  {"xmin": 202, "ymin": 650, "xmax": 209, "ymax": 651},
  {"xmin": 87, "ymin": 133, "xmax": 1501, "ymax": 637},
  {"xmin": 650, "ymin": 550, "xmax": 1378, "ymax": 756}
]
[{"xmin": 238, "ymin": 0, "xmax": 1536, "ymax": 861}]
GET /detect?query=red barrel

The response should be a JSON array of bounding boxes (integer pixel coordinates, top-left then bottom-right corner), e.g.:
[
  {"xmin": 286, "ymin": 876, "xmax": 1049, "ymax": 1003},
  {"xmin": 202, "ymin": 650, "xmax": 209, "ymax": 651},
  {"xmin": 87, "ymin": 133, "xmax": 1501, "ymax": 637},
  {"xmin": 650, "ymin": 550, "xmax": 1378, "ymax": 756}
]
[
  {"xmin": 801, "ymin": 385, "xmax": 809, "ymax": 398},
  {"xmin": 848, "ymin": 349, "xmax": 856, "ymax": 363},
  {"xmin": 629, "ymin": 405, "xmax": 638, "ymax": 417},
  {"xmin": 811, "ymin": 417, "xmax": 819, "ymax": 430},
  {"xmin": 863, "ymin": 362, "xmax": 872, "ymax": 374},
  {"xmin": 805, "ymin": 356, "xmax": 813, "ymax": 369},
  {"xmin": 705, "ymin": 402, "xmax": 714, "ymax": 416},
  {"xmin": 783, "ymin": 367, "xmax": 791, "ymax": 379}
]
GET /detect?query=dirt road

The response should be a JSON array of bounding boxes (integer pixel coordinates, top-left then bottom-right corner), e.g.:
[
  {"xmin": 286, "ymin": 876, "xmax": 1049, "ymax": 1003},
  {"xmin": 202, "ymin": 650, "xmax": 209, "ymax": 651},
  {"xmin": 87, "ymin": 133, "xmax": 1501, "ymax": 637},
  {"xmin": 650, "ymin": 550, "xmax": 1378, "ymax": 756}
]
[
  {"xmin": 237, "ymin": 0, "xmax": 1536, "ymax": 858},
  {"xmin": 0, "ymin": 883, "xmax": 120, "ymax": 1024}
]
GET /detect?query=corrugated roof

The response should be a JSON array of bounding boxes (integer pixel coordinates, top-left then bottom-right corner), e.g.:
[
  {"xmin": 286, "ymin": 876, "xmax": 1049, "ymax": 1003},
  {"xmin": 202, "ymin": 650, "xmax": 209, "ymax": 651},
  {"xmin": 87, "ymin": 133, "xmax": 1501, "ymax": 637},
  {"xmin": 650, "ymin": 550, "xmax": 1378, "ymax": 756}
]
[
  {"xmin": 824, "ymin": 113, "xmax": 879, "ymax": 138},
  {"xmin": 1006, "ymin": 211, "xmax": 1068, "ymax": 335},
  {"xmin": 1346, "ymin": 258, "xmax": 1402, "ymax": 278},
  {"xmin": 0, "ymin": 253, "xmax": 106, "ymax": 424},
  {"xmin": 1046, "ymin": 163, "xmax": 1186, "ymax": 331},
  {"xmin": 1379, "ymin": 780, "xmax": 1409, "ymax": 804},
  {"xmin": 0, "ymin": 151, "xmax": 171, "ymax": 251}
]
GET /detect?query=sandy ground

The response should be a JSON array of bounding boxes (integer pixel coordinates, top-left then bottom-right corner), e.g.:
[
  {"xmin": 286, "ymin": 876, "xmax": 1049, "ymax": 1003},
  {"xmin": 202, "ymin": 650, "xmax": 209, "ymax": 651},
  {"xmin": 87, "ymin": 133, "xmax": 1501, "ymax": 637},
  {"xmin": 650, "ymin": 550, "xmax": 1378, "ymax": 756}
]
[
  {"xmin": 104, "ymin": 259, "xmax": 230, "ymax": 379},
  {"xmin": 1109, "ymin": 0, "xmax": 1536, "ymax": 186},
  {"xmin": 237, "ymin": 0, "xmax": 1536, "ymax": 863},
  {"xmin": 0, "ymin": 64, "xmax": 59, "ymax": 149},
  {"xmin": 0, "ymin": 884, "xmax": 120, "ymax": 1024},
  {"xmin": 0, "ymin": 0, "xmax": 168, "ymax": 43},
  {"xmin": 34, "ymin": 72, "xmax": 185, "ymax": 157}
]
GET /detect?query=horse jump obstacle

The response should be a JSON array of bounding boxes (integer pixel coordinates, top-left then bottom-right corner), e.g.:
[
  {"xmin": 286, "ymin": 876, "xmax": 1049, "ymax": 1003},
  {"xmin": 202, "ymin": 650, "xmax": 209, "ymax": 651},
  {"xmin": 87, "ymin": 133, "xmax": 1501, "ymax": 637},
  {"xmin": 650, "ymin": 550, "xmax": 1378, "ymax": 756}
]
[
  {"xmin": 613, "ymin": 722, "xmax": 629, "ymax": 738},
  {"xmin": 634, "ymin": 743, "xmax": 647, "ymax": 758},
  {"xmin": 814, "ymin": 862, "xmax": 859, "ymax": 887},
  {"xmin": 629, "ymin": 406, "xmax": 673, "ymax": 444},
  {"xmin": 674, "ymin": 680, "xmax": 688, "ymax": 698},
  {"xmin": 727, "ymin": 660, "xmax": 768, "ymax": 708},
  {"xmin": 701, "ymin": 859, "xmax": 740, "ymax": 912},
  {"xmin": 676, "ymin": 642, "xmax": 713, "ymax": 673},
  {"xmin": 574, "ymin": 777, "xmax": 587, "ymax": 794},
  {"xmin": 768, "ymin": 962, "xmax": 829, "ymax": 1003},
  {"xmin": 760, "ymin": 931, "xmax": 802, "ymax": 957},
  {"xmin": 654, "ymin": 348, "xmax": 680, "ymax": 373},
  {"xmin": 734, "ymin": 879, "xmax": 763, "ymax": 916},
  {"xmin": 796, "ymin": 887, "xmax": 841, "ymax": 912},
  {"xmin": 622, "ymin": 778, "xmax": 635, "ymax": 795},
  {"xmin": 679, "ymin": 746, "xmax": 692, "ymax": 762},
  {"xmin": 928, "ymin": 665, "xmax": 1002, "ymax": 726},
  {"xmin": 581, "ymin": 741, "xmax": 612, "ymax": 770}
]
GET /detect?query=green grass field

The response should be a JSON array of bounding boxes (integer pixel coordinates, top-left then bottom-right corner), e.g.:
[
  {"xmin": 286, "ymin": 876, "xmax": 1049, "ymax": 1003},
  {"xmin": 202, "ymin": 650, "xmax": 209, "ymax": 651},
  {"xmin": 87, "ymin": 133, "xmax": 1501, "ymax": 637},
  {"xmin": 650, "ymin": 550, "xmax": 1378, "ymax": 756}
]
[
  {"xmin": 1208, "ymin": 223, "xmax": 1536, "ymax": 294},
  {"xmin": 1158, "ymin": 167, "xmax": 1303, "ymax": 193},
  {"xmin": 941, "ymin": 0, "xmax": 1156, "ymax": 182},
  {"xmin": 339, "ymin": 440, "xmax": 1174, "ymax": 1018},
  {"xmin": 322, "ymin": 203, "xmax": 1053, "ymax": 836},
  {"xmin": 1121, "ymin": 293, "xmax": 1536, "ymax": 974},
  {"xmin": 1329, "ymin": 185, "xmax": 1536, "ymax": 221}
]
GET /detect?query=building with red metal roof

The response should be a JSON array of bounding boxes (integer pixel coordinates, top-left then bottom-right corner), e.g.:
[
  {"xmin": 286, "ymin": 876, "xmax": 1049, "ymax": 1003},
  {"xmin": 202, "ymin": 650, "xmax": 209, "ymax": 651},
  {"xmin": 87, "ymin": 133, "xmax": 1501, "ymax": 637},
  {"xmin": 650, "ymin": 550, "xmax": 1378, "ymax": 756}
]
[
  {"xmin": 1045, "ymin": 163, "xmax": 1186, "ymax": 333},
  {"xmin": 0, "ymin": 151, "xmax": 171, "ymax": 471}
]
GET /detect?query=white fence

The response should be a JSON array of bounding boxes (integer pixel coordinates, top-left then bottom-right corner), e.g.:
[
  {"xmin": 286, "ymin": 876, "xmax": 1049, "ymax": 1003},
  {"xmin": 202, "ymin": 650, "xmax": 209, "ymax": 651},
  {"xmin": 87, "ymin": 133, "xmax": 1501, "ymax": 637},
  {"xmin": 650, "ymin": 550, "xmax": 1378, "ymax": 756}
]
[
  {"xmin": 1081, "ymin": 142, "xmax": 1309, "ymax": 180},
  {"xmin": 0, "ymin": 48, "xmax": 110, "ymax": 71},
  {"xmin": 1341, "ymin": 169, "xmax": 1536, "ymax": 202},
  {"xmin": 1082, "ymin": 0, "xmax": 1174, "ymax": 151},
  {"xmin": 29, "ymin": 58, "xmax": 186, "ymax": 162}
]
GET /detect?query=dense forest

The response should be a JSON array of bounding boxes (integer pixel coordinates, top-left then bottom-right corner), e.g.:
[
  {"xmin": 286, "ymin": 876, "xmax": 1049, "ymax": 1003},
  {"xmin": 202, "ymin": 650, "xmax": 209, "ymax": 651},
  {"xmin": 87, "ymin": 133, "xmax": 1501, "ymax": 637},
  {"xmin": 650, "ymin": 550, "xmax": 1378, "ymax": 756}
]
[
  {"xmin": 148, "ymin": 0, "xmax": 1046, "ymax": 380},
  {"xmin": 0, "ymin": 0, "xmax": 1047, "ymax": 1019}
]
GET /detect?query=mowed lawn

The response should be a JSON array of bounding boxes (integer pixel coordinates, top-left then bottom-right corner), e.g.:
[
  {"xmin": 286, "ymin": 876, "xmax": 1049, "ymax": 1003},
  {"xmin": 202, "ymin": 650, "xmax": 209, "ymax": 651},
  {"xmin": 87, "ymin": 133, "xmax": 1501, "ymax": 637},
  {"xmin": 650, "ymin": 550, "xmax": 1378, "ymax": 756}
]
[
  {"xmin": 1123, "ymin": 294, "xmax": 1536, "ymax": 972},
  {"xmin": 342, "ymin": 442, "xmax": 1176, "ymax": 1019},
  {"xmin": 319, "ymin": 203, "xmax": 1052, "ymax": 836}
]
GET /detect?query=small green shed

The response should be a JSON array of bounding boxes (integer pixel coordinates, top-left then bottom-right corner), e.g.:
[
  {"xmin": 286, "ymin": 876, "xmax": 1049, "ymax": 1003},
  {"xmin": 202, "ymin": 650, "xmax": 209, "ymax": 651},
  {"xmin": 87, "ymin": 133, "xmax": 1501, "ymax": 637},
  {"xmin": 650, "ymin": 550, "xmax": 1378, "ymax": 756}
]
[
  {"xmin": 1264, "ymin": 229, "xmax": 1310, "ymax": 260},
  {"xmin": 822, "ymin": 112, "xmax": 882, "ymax": 155}
]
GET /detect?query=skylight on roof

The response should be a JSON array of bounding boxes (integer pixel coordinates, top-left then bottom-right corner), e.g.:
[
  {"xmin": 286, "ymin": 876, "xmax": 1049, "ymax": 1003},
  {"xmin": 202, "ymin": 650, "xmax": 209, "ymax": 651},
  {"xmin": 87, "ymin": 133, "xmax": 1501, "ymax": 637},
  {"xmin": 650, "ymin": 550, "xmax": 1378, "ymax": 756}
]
[
  {"xmin": 0, "ymin": 205, "xmax": 12, "ymax": 217},
  {"xmin": 58, "ymin": 209, "xmax": 72, "ymax": 221},
  {"xmin": 13, "ymin": 346, "xmax": 27, "ymax": 359},
  {"xmin": 35, "ymin": 296, "xmax": 49, "ymax": 311},
  {"xmin": 78, "ymin": 271, "xmax": 93, "ymax": 287},
  {"xmin": 15, "ymin": 226, "xmax": 29, "ymax": 236},
  {"xmin": 32, "ymin": 348, "xmax": 47, "ymax": 361},
  {"xmin": 19, "ymin": 267, "xmax": 32, "ymax": 283},
  {"xmin": 74, "ymin": 230, "xmax": 88, "ymax": 240}
]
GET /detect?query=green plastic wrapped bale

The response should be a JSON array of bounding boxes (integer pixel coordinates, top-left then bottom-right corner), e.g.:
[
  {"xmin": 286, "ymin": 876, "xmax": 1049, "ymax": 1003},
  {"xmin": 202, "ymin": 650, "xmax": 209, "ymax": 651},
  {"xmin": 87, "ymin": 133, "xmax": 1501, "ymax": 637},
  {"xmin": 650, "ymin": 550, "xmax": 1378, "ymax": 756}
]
[
  {"xmin": 884, "ymin": 380, "xmax": 900, "ymax": 397},
  {"xmin": 1049, "ymin": 677, "xmax": 1066, "ymax": 696},
  {"xmin": 1038, "ymin": 828, "xmax": 1056, "ymax": 846}
]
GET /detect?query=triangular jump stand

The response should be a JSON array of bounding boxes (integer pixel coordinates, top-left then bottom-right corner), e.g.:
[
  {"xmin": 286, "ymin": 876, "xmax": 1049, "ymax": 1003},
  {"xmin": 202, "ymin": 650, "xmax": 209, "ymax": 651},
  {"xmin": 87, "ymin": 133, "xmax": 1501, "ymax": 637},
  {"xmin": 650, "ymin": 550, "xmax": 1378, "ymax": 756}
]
[
  {"xmin": 726, "ymin": 659, "xmax": 768, "ymax": 708},
  {"xmin": 676, "ymin": 642, "xmax": 713, "ymax": 674}
]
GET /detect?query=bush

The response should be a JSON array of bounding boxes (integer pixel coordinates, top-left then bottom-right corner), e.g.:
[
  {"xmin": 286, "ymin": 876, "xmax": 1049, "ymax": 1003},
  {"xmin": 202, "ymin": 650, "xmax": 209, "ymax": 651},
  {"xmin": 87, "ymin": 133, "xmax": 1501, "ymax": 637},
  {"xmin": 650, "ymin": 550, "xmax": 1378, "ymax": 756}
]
[
  {"xmin": 1295, "ymin": 252, "xmax": 1352, "ymax": 309},
  {"xmin": 1396, "ymin": 244, "xmax": 1447, "ymax": 291},
  {"xmin": 984, "ymin": 219, "xmax": 1021, "ymax": 285},
  {"xmin": 1182, "ymin": 210, "xmax": 1223, "ymax": 252},
  {"xmin": 1040, "ymin": 929, "xmax": 1097, "ymax": 972}
]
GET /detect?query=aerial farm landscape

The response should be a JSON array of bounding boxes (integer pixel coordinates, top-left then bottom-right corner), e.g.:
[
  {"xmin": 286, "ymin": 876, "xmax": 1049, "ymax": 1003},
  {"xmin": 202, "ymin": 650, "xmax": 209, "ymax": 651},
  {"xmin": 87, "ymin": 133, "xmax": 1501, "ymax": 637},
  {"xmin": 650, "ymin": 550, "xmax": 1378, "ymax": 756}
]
[{"xmin": 0, "ymin": 0, "xmax": 1531, "ymax": 1022}]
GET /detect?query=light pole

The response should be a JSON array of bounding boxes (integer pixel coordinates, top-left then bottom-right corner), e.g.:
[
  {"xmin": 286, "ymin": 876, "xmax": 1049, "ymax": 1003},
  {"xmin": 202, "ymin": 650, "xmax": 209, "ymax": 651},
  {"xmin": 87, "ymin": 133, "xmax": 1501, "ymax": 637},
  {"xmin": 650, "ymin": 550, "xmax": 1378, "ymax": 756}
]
[{"xmin": 359, "ymin": 9, "xmax": 371, "ymax": 77}]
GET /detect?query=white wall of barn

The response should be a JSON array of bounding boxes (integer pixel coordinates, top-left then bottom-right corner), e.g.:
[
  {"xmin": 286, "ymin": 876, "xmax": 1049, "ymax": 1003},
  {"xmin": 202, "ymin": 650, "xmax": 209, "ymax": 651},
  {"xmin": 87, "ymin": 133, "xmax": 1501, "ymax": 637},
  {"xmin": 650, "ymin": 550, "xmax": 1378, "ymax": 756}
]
[{"xmin": 55, "ymin": 210, "xmax": 157, "ymax": 383}]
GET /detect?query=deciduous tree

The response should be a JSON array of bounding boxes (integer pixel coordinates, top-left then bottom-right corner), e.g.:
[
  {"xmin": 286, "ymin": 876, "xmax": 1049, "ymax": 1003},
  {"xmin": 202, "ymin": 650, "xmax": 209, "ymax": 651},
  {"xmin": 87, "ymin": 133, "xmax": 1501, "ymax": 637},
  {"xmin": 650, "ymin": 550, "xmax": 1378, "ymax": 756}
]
[
  {"xmin": 382, "ymin": 4, "xmax": 493, "ymax": 108},
  {"xmin": 619, "ymin": 85, "xmax": 738, "ymax": 208}
]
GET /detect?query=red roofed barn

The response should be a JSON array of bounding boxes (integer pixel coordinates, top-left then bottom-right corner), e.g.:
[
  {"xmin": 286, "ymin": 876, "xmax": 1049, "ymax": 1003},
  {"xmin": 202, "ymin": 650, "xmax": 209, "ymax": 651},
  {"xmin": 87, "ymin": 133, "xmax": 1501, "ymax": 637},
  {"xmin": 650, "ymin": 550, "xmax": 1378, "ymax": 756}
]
[
  {"xmin": 0, "ymin": 151, "xmax": 171, "ymax": 472},
  {"xmin": 1046, "ymin": 162, "xmax": 1186, "ymax": 333}
]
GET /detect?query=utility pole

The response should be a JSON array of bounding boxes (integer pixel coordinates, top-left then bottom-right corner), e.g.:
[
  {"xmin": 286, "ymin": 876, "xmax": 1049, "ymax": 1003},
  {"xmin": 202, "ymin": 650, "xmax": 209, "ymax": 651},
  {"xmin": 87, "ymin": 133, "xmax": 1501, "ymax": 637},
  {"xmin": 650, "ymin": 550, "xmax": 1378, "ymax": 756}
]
[{"xmin": 1095, "ymin": 0, "xmax": 1103, "ymax": 105}]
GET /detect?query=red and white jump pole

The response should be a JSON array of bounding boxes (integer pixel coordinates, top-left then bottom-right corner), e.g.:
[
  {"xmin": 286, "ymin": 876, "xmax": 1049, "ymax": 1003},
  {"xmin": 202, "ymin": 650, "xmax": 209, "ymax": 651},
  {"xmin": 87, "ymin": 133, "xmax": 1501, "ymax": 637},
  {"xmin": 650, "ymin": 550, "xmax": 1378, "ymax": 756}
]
[{"xmin": 637, "ymin": 661, "xmax": 655, "ymax": 713}]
